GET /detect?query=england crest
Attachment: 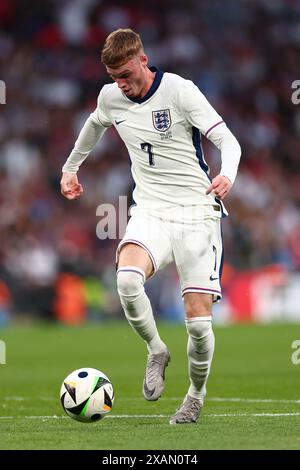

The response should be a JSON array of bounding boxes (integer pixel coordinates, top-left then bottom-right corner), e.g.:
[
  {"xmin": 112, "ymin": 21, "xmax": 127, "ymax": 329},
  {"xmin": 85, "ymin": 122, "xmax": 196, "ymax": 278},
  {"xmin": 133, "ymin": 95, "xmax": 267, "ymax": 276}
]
[{"xmin": 152, "ymin": 109, "xmax": 172, "ymax": 132}]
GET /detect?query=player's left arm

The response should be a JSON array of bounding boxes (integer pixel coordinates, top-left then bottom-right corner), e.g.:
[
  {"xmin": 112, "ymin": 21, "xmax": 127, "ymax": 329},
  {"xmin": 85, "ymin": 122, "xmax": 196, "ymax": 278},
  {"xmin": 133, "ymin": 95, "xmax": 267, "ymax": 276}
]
[
  {"xmin": 205, "ymin": 125, "xmax": 241, "ymax": 200},
  {"xmin": 178, "ymin": 81, "xmax": 241, "ymax": 200}
]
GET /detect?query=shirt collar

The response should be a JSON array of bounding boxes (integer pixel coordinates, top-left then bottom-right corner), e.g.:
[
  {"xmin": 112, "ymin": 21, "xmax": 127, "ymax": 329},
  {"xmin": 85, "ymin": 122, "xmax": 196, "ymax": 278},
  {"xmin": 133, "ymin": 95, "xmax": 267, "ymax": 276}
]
[{"xmin": 127, "ymin": 66, "xmax": 164, "ymax": 104}]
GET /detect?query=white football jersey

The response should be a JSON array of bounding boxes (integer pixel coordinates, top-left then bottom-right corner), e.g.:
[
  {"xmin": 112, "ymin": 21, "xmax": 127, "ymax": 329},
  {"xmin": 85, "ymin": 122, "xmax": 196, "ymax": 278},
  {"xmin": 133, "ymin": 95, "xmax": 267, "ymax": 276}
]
[
  {"xmin": 92, "ymin": 68, "xmax": 227, "ymax": 217},
  {"xmin": 73, "ymin": 67, "xmax": 240, "ymax": 218}
]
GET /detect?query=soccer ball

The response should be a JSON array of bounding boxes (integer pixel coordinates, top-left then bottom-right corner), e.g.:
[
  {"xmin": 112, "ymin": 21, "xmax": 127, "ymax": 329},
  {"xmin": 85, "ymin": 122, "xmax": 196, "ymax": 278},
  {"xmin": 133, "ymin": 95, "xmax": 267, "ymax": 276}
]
[{"xmin": 60, "ymin": 367, "xmax": 114, "ymax": 422}]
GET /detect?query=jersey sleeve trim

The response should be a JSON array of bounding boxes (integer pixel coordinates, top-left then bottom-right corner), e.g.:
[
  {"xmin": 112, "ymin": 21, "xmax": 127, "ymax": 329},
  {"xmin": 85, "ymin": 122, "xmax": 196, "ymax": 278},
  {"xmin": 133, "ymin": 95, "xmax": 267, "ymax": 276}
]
[{"xmin": 205, "ymin": 120, "xmax": 224, "ymax": 137}]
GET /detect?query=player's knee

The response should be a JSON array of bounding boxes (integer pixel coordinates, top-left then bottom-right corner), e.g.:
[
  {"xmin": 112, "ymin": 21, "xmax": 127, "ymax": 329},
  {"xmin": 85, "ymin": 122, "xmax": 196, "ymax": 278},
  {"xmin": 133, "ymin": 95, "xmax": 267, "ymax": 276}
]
[
  {"xmin": 117, "ymin": 268, "xmax": 145, "ymax": 297},
  {"xmin": 185, "ymin": 317, "xmax": 213, "ymax": 341},
  {"xmin": 184, "ymin": 294, "xmax": 212, "ymax": 318}
]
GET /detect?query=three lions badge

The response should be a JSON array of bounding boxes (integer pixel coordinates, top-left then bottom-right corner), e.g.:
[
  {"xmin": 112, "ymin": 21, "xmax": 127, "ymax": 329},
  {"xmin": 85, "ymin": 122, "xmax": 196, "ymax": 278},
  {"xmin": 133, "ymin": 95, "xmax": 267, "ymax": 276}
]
[{"xmin": 152, "ymin": 109, "xmax": 171, "ymax": 132}]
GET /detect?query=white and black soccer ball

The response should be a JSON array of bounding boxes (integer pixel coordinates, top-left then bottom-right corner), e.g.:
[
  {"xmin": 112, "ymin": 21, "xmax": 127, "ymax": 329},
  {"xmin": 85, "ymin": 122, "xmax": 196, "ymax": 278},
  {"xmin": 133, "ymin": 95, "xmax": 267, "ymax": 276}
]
[{"xmin": 60, "ymin": 367, "xmax": 114, "ymax": 422}]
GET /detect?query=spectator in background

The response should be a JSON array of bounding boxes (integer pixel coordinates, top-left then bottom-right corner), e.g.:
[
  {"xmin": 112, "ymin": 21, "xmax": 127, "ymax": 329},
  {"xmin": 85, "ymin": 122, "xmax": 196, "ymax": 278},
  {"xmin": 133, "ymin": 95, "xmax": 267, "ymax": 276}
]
[{"xmin": 0, "ymin": 0, "xmax": 299, "ymax": 319}]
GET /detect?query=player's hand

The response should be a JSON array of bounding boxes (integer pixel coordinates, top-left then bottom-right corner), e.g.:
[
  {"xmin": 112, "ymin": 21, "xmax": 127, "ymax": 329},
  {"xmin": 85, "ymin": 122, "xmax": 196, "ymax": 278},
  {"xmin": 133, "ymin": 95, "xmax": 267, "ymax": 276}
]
[
  {"xmin": 206, "ymin": 174, "xmax": 232, "ymax": 200},
  {"xmin": 60, "ymin": 172, "xmax": 83, "ymax": 200}
]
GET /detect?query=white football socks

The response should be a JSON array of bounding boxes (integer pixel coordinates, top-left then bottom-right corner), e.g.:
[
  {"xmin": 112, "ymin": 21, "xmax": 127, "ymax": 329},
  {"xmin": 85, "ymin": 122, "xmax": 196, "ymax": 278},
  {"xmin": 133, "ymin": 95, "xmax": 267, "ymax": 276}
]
[
  {"xmin": 185, "ymin": 316, "xmax": 215, "ymax": 402},
  {"xmin": 117, "ymin": 267, "xmax": 167, "ymax": 354}
]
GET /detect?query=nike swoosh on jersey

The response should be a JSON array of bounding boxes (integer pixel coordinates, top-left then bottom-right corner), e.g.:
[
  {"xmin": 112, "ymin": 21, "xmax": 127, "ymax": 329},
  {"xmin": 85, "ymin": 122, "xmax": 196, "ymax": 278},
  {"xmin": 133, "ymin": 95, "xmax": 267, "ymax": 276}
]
[
  {"xmin": 209, "ymin": 275, "xmax": 219, "ymax": 281},
  {"xmin": 115, "ymin": 119, "xmax": 126, "ymax": 125}
]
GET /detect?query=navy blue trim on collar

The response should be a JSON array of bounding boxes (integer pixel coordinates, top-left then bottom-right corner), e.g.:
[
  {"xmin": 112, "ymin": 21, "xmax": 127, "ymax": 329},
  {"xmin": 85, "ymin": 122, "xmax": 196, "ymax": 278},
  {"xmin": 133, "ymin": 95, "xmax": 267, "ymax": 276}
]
[{"xmin": 127, "ymin": 66, "xmax": 164, "ymax": 104}]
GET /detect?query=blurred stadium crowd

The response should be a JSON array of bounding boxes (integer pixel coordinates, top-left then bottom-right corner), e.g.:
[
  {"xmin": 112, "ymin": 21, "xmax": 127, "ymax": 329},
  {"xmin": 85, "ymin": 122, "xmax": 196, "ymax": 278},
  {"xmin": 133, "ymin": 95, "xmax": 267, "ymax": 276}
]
[{"xmin": 0, "ymin": 0, "xmax": 299, "ymax": 323}]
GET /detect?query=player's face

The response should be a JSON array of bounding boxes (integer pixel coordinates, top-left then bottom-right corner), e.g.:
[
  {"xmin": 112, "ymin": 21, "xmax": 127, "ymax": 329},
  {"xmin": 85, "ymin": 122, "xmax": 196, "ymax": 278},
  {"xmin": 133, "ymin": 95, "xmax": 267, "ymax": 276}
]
[{"xmin": 106, "ymin": 54, "xmax": 149, "ymax": 99}]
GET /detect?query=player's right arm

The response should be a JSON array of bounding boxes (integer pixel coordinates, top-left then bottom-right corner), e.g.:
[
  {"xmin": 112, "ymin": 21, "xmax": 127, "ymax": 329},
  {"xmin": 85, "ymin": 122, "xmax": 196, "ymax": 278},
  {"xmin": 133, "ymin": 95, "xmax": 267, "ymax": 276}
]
[{"xmin": 61, "ymin": 88, "xmax": 112, "ymax": 199}]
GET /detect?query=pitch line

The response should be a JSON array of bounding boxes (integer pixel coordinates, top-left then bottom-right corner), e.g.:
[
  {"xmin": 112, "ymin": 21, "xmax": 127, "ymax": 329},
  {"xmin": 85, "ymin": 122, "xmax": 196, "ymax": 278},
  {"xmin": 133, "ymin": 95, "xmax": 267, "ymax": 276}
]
[
  {"xmin": 1, "ymin": 412, "xmax": 300, "ymax": 420},
  {"xmin": 3, "ymin": 396, "xmax": 300, "ymax": 404},
  {"xmin": 120, "ymin": 397, "xmax": 300, "ymax": 404},
  {"xmin": 208, "ymin": 397, "xmax": 300, "ymax": 404},
  {"xmin": 208, "ymin": 413, "xmax": 300, "ymax": 417}
]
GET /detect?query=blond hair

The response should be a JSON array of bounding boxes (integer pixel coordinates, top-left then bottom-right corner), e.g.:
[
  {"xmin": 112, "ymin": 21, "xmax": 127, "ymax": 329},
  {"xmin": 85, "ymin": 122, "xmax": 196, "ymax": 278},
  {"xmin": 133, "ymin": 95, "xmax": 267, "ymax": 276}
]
[{"xmin": 101, "ymin": 28, "xmax": 144, "ymax": 68}]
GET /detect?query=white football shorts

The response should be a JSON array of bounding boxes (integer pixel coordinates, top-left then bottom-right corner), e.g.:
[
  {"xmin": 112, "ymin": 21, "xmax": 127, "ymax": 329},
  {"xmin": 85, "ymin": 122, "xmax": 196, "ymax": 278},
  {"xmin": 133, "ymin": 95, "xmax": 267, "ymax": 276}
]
[{"xmin": 116, "ymin": 207, "xmax": 223, "ymax": 302}]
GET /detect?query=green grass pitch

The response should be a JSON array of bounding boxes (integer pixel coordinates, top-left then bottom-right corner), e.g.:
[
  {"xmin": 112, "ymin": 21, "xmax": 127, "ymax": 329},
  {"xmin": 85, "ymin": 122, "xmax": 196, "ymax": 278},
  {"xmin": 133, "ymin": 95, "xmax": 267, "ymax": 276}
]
[{"xmin": 0, "ymin": 322, "xmax": 299, "ymax": 450}]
